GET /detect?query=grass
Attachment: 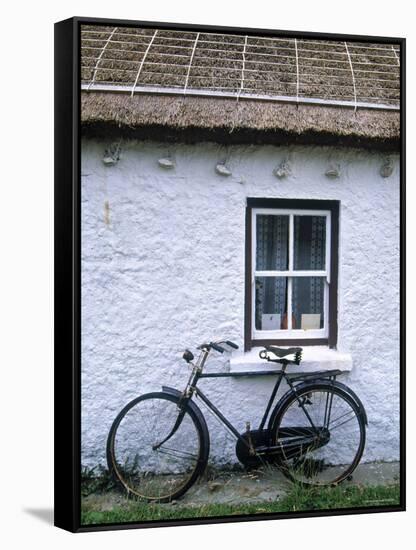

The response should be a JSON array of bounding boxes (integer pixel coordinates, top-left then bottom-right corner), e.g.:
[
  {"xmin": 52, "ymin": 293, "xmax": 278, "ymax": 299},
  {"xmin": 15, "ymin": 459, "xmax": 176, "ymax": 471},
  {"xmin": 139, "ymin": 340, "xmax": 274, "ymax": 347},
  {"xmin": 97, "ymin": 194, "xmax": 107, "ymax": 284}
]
[
  {"xmin": 81, "ymin": 483, "xmax": 400, "ymax": 525},
  {"xmin": 81, "ymin": 465, "xmax": 119, "ymax": 497}
]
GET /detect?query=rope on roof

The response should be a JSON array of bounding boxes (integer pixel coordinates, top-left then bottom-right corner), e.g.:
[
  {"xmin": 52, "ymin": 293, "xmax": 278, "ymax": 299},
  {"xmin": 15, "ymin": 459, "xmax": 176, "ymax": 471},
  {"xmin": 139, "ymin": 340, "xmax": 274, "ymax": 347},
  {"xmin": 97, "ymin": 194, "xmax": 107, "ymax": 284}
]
[
  {"xmin": 184, "ymin": 33, "xmax": 200, "ymax": 95},
  {"xmin": 392, "ymin": 45, "xmax": 400, "ymax": 67},
  {"xmin": 237, "ymin": 36, "xmax": 248, "ymax": 101},
  {"xmin": 81, "ymin": 26, "xmax": 400, "ymax": 110},
  {"xmin": 131, "ymin": 30, "xmax": 158, "ymax": 97},
  {"xmin": 87, "ymin": 27, "xmax": 118, "ymax": 91},
  {"xmin": 344, "ymin": 42, "xmax": 357, "ymax": 112},
  {"xmin": 294, "ymin": 38, "xmax": 299, "ymax": 104}
]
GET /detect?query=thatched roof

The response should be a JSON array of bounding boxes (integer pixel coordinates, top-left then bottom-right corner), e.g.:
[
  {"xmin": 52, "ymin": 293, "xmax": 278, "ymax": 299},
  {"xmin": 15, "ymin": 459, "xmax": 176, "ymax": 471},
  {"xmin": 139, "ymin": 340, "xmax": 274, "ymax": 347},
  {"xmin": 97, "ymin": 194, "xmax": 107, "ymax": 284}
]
[{"xmin": 81, "ymin": 24, "xmax": 401, "ymax": 147}]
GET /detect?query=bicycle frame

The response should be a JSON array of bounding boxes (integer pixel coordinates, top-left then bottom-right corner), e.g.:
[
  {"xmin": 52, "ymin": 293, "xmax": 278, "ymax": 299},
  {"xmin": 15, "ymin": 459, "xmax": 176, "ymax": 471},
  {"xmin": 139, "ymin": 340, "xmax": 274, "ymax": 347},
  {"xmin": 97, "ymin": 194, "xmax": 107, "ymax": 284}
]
[
  {"xmin": 176, "ymin": 347, "xmax": 340, "ymax": 451},
  {"xmin": 195, "ymin": 371, "xmax": 285, "ymax": 442},
  {"xmin": 108, "ymin": 344, "xmax": 367, "ymax": 500}
]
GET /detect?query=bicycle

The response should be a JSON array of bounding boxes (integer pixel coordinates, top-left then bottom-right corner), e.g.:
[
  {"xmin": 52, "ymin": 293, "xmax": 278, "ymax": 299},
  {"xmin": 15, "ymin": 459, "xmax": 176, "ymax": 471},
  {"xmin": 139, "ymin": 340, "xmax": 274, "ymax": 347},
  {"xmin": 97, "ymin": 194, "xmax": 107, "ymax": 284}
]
[{"xmin": 107, "ymin": 341, "xmax": 367, "ymax": 503}]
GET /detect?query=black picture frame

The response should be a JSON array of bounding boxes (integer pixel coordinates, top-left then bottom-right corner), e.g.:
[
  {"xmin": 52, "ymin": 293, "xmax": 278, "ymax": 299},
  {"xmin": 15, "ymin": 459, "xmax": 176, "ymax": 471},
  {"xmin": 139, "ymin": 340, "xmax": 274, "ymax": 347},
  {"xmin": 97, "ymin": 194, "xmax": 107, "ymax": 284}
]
[{"xmin": 54, "ymin": 16, "xmax": 406, "ymax": 533}]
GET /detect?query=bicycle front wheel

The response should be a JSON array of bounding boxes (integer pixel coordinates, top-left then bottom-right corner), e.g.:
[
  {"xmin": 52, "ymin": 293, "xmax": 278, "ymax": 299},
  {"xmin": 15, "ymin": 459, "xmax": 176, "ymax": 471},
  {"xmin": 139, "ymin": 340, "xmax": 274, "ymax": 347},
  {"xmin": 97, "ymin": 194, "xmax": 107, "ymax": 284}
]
[
  {"xmin": 107, "ymin": 392, "xmax": 208, "ymax": 502},
  {"xmin": 271, "ymin": 383, "xmax": 366, "ymax": 486}
]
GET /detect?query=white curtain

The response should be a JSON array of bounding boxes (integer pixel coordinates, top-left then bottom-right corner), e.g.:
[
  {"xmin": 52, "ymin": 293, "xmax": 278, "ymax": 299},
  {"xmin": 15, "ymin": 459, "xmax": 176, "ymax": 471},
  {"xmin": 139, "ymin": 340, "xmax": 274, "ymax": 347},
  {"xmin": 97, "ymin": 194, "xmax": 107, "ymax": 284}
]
[
  {"xmin": 256, "ymin": 215, "xmax": 325, "ymax": 330},
  {"xmin": 256, "ymin": 215, "xmax": 288, "ymax": 329},
  {"xmin": 293, "ymin": 216, "xmax": 325, "ymax": 328}
]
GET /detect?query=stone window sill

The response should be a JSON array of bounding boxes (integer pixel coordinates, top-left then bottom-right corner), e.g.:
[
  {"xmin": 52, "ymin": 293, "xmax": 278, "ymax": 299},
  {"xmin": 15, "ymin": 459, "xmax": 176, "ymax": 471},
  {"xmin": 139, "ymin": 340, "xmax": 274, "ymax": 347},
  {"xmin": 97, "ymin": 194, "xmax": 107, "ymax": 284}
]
[{"xmin": 229, "ymin": 346, "xmax": 352, "ymax": 374}]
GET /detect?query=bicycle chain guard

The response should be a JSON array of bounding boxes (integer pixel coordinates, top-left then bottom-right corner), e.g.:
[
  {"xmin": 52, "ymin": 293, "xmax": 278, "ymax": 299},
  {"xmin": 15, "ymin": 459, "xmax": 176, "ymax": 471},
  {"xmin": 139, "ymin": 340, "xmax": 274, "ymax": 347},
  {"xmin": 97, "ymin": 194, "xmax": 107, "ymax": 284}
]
[{"xmin": 235, "ymin": 430, "xmax": 273, "ymax": 468}]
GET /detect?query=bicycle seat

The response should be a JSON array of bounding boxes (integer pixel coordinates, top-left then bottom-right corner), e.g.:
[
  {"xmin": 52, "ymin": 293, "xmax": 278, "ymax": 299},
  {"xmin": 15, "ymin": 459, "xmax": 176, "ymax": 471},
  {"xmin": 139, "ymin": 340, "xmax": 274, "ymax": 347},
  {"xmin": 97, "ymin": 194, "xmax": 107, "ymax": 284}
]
[
  {"xmin": 265, "ymin": 346, "xmax": 303, "ymax": 358},
  {"xmin": 259, "ymin": 346, "xmax": 303, "ymax": 365}
]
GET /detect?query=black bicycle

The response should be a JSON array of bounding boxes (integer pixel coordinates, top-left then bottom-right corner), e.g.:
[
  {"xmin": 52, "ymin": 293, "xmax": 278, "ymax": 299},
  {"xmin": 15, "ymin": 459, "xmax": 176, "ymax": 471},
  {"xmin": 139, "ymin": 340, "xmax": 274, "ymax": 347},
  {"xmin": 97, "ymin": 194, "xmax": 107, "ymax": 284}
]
[{"xmin": 107, "ymin": 341, "xmax": 367, "ymax": 503}]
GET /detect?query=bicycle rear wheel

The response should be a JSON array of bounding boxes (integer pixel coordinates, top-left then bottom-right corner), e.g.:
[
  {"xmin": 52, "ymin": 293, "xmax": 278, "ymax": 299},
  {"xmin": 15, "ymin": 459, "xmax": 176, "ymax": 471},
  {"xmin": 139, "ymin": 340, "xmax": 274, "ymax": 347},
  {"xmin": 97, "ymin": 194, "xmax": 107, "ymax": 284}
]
[
  {"xmin": 271, "ymin": 383, "xmax": 366, "ymax": 486},
  {"xmin": 107, "ymin": 392, "xmax": 208, "ymax": 502}
]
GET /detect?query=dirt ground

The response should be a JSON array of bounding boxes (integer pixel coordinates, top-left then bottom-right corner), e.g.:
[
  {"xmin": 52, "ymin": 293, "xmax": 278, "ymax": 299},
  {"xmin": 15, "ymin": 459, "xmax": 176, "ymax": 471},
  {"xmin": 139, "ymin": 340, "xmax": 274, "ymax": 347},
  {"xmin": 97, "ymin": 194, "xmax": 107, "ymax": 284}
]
[{"xmin": 83, "ymin": 461, "xmax": 400, "ymax": 511}]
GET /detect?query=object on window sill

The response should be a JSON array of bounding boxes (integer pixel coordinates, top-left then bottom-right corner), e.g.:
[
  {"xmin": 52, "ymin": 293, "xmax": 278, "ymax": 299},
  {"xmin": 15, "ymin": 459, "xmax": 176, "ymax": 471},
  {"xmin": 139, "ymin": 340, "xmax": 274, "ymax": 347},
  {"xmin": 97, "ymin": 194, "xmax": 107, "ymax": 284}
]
[
  {"xmin": 301, "ymin": 313, "xmax": 321, "ymax": 330},
  {"xmin": 261, "ymin": 313, "xmax": 281, "ymax": 330}
]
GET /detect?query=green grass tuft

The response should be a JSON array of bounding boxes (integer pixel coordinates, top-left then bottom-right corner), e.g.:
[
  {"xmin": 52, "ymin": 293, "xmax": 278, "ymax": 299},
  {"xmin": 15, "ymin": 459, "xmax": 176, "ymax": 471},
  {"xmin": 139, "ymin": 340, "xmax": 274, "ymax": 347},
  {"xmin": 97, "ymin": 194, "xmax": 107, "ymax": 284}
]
[
  {"xmin": 81, "ymin": 483, "xmax": 400, "ymax": 526},
  {"xmin": 81, "ymin": 465, "xmax": 118, "ymax": 497}
]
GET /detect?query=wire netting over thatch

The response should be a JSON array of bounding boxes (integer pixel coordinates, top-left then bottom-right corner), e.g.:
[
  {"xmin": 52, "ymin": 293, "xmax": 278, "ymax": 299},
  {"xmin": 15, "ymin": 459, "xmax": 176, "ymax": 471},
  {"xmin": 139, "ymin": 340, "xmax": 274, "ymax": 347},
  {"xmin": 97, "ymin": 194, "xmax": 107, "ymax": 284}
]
[
  {"xmin": 80, "ymin": 24, "xmax": 401, "ymax": 146},
  {"xmin": 81, "ymin": 25, "xmax": 400, "ymax": 108}
]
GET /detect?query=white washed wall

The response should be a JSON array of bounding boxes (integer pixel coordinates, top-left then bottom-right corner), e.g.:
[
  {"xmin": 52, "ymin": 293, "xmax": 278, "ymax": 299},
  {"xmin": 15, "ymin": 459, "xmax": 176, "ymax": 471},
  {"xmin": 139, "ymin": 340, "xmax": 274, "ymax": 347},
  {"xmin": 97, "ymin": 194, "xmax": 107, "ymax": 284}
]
[{"xmin": 81, "ymin": 139, "xmax": 400, "ymax": 469}]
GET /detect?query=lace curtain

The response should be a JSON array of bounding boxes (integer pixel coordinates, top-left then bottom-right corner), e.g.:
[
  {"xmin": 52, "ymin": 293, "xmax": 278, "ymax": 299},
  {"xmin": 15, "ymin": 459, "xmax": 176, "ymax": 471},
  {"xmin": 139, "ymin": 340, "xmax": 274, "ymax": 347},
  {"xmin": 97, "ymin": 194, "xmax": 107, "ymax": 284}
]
[
  {"xmin": 256, "ymin": 215, "xmax": 325, "ymax": 330},
  {"xmin": 293, "ymin": 216, "xmax": 325, "ymax": 328},
  {"xmin": 255, "ymin": 215, "xmax": 288, "ymax": 329}
]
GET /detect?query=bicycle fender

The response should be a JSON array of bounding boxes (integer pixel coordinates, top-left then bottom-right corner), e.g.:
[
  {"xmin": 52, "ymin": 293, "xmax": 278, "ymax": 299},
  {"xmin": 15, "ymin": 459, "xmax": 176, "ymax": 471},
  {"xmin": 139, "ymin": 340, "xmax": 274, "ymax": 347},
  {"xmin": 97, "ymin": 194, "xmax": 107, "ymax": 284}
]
[
  {"xmin": 296, "ymin": 379, "xmax": 368, "ymax": 425},
  {"xmin": 326, "ymin": 380, "xmax": 368, "ymax": 426},
  {"xmin": 161, "ymin": 385, "xmax": 185, "ymax": 400},
  {"xmin": 161, "ymin": 386, "xmax": 211, "ymax": 444},
  {"xmin": 267, "ymin": 379, "xmax": 368, "ymax": 432}
]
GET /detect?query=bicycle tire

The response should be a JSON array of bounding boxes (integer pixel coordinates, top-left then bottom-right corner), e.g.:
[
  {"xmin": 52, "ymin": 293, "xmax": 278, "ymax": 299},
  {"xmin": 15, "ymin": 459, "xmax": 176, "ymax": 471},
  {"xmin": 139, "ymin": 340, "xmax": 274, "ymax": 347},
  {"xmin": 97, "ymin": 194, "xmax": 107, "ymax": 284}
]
[
  {"xmin": 270, "ymin": 382, "xmax": 366, "ymax": 486},
  {"xmin": 107, "ymin": 391, "xmax": 209, "ymax": 503}
]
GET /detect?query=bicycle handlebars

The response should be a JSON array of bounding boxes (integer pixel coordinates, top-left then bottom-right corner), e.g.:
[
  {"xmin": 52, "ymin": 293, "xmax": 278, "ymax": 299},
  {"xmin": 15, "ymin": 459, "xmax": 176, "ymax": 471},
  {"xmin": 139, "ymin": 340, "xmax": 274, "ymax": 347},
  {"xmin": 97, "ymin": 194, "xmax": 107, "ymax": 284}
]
[
  {"xmin": 210, "ymin": 342, "xmax": 225, "ymax": 353},
  {"xmin": 211, "ymin": 340, "xmax": 239, "ymax": 353},
  {"xmin": 197, "ymin": 340, "xmax": 239, "ymax": 354},
  {"xmin": 225, "ymin": 340, "xmax": 239, "ymax": 349}
]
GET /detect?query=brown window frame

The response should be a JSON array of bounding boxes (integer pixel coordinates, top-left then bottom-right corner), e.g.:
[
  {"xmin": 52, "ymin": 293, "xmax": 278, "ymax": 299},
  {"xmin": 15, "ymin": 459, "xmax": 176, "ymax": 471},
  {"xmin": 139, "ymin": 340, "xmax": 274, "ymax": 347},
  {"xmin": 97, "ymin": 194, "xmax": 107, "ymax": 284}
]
[{"xmin": 244, "ymin": 198, "xmax": 339, "ymax": 352}]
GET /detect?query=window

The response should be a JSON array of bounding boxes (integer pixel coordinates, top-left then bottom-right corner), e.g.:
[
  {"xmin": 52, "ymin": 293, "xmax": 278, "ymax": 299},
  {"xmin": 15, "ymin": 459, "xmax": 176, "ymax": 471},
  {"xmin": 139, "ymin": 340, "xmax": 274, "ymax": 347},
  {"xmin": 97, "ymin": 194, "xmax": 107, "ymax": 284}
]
[{"xmin": 245, "ymin": 198, "xmax": 339, "ymax": 350}]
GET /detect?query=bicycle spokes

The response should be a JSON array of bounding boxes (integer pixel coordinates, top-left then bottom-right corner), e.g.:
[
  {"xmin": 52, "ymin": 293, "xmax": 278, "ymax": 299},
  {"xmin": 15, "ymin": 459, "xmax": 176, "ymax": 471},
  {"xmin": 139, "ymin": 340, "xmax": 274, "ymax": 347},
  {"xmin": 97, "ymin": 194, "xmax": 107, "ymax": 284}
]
[
  {"xmin": 109, "ymin": 394, "xmax": 204, "ymax": 502},
  {"xmin": 155, "ymin": 446, "xmax": 199, "ymax": 461},
  {"xmin": 274, "ymin": 387, "xmax": 365, "ymax": 485}
]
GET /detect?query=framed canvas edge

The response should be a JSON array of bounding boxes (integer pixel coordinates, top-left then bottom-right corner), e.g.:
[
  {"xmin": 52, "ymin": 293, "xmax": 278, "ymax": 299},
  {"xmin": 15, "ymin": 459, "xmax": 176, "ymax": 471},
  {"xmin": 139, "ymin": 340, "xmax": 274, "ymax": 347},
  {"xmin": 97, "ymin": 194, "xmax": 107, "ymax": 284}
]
[
  {"xmin": 399, "ymin": 32, "xmax": 406, "ymax": 516},
  {"xmin": 73, "ymin": 14, "xmax": 405, "ymax": 43},
  {"xmin": 54, "ymin": 16, "xmax": 406, "ymax": 533},
  {"xmin": 54, "ymin": 16, "xmax": 81, "ymax": 533}
]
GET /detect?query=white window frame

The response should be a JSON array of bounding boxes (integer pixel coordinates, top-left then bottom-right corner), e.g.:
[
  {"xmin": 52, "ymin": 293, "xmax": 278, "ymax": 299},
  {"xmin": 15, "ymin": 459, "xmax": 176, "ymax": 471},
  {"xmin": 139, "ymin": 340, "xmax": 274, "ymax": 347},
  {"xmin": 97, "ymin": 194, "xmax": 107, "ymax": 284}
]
[{"xmin": 252, "ymin": 207, "xmax": 331, "ymax": 340}]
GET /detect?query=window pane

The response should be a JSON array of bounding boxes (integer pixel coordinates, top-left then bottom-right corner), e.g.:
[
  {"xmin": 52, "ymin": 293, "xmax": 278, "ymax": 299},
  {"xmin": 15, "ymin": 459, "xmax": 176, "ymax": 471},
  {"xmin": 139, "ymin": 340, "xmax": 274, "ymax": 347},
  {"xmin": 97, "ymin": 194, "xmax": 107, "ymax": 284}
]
[
  {"xmin": 292, "ymin": 277, "xmax": 325, "ymax": 330},
  {"xmin": 256, "ymin": 215, "xmax": 289, "ymax": 271},
  {"xmin": 294, "ymin": 215, "xmax": 326, "ymax": 270},
  {"xmin": 255, "ymin": 277, "xmax": 288, "ymax": 330}
]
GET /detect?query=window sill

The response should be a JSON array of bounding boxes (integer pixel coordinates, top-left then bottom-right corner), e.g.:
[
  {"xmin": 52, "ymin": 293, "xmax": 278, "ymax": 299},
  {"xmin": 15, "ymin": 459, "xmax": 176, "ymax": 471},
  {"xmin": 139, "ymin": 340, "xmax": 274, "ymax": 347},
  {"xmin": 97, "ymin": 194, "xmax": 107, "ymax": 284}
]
[{"xmin": 229, "ymin": 346, "xmax": 352, "ymax": 374}]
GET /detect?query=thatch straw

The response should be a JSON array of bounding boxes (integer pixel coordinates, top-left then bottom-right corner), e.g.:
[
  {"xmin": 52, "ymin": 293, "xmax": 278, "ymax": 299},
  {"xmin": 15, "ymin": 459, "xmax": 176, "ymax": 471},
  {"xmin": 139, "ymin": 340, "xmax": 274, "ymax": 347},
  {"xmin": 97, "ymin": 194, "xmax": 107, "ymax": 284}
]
[
  {"xmin": 81, "ymin": 92, "xmax": 400, "ymax": 148},
  {"xmin": 81, "ymin": 25, "xmax": 400, "ymax": 107}
]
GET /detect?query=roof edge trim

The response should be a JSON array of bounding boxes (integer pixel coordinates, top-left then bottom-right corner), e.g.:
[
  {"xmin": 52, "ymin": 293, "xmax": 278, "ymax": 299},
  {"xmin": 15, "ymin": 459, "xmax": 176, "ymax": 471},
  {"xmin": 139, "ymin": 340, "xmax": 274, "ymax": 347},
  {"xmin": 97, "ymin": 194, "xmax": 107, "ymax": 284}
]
[{"xmin": 81, "ymin": 84, "xmax": 399, "ymax": 112}]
